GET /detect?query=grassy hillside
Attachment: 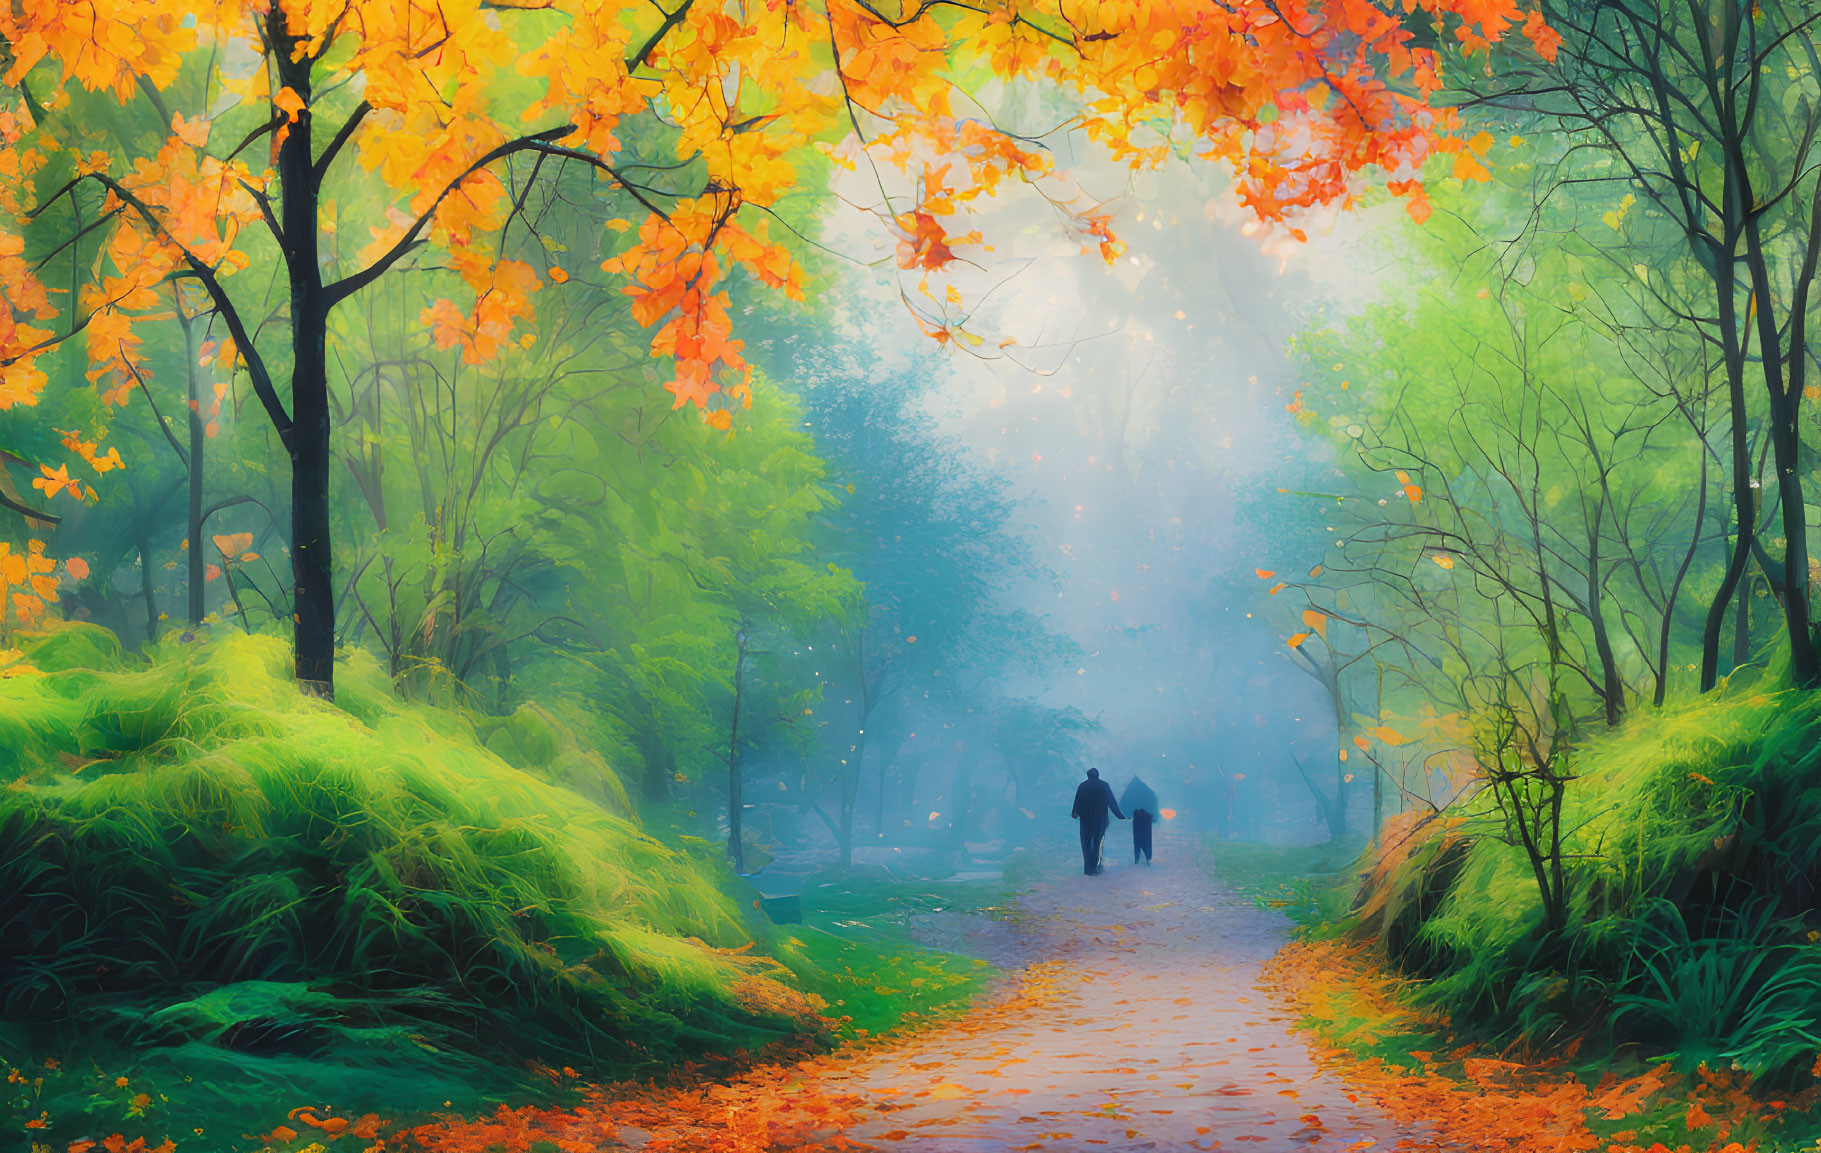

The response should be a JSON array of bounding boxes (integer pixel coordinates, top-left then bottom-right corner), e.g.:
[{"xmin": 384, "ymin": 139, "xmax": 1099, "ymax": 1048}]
[
  {"xmin": 1237, "ymin": 664, "xmax": 1821, "ymax": 1091},
  {"xmin": 0, "ymin": 622, "xmax": 994, "ymax": 1146}
]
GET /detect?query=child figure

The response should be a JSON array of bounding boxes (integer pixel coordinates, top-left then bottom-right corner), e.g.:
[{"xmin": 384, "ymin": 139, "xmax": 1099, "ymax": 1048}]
[{"xmin": 1132, "ymin": 807, "xmax": 1153, "ymax": 865}]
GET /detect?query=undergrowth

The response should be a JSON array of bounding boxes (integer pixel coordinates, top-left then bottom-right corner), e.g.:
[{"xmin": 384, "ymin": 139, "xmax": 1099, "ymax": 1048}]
[
  {"xmin": 0, "ymin": 622, "xmax": 1000, "ymax": 1150},
  {"xmin": 1352, "ymin": 666, "xmax": 1821, "ymax": 1089},
  {"xmin": 1219, "ymin": 666, "xmax": 1821, "ymax": 1147},
  {"xmin": 778, "ymin": 870, "xmax": 1004, "ymax": 1039}
]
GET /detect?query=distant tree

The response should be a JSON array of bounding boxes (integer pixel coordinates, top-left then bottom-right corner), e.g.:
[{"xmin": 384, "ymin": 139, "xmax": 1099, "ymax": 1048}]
[{"xmin": 771, "ymin": 315, "xmax": 1034, "ymax": 861}]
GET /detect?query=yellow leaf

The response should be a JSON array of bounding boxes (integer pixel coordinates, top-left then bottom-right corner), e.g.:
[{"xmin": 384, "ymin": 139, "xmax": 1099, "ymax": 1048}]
[
  {"xmin": 1287, "ymin": 632, "xmax": 1310, "ymax": 648},
  {"xmin": 1432, "ymin": 553, "xmax": 1455, "ymax": 570},
  {"xmin": 1373, "ymin": 726, "xmax": 1409, "ymax": 746},
  {"xmin": 273, "ymin": 86, "xmax": 306, "ymax": 123},
  {"xmin": 1256, "ymin": 568, "xmax": 1275, "ymax": 579},
  {"xmin": 1301, "ymin": 609, "xmax": 1328, "ymax": 638}
]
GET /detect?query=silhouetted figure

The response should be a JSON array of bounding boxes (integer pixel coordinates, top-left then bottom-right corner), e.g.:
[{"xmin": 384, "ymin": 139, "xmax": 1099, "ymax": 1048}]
[
  {"xmin": 1131, "ymin": 808, "xmax": 1154, "ymax": 863},
  {"xmin": 1120, "ymin": 776, "xmax": 1160, "ymax": 865},
  {"xmin": 1071, "ymin": 767, "xmax": 1125, "ymax": 875}
]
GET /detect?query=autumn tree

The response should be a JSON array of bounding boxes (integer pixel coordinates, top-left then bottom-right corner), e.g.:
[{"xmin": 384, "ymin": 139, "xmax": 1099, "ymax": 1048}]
[{"xmin": 0, "ymin": 0, "xmax": 1564, "ymax": 695}]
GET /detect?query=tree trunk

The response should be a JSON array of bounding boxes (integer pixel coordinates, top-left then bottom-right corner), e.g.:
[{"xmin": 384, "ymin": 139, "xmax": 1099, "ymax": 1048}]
[
  {"xmin": 1734, "ymin": 574, "xmax": 1751, "ymax": 671},
  {"xmin": 872, "ymin": 727, "xmax": 905, "ymax": 843},
  {"xmin": 839, "ymin": 727, "xmax": 864, "ymax": 869},
  {"xmin": 1656, "ymin": 449, "xmax": 1708, "ymax": 706},
  {"xmin": 274, "ymin": 17, "xmax": 335, "ymax": 697},
  {"xmin": 946, "ymin": 756, "xmax": 977, "ymax": 850},
  {"xmin": 183, "ymin": 313, "xmax": 206, "ymax": 625},
  {"xmin": 1585, "ymin": 499, "xmax": 1623, "ymax": 725},
  {"xmin": 1328, "ymin": 667, "xmax": 1348, "ymax": 841},
  {"xmin": 726, "ymin": 626, "xmax": 749, "ymax": 873},
  {"xmin": 1700, "ymin": 210, "xmax": 1754, "ymax": 691},
  {"xmin": 1742, "ymin": 215, "xmax": 1819, "ymax": 686},
  {"xmin": 138, "ymin": 534, "xmax": 158, "ymax": 643}
]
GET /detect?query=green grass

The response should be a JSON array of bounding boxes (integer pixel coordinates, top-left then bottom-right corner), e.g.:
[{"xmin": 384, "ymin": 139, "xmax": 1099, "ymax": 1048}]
[
  {"xmin": 1203, "ymin": 839, "xmax": 1364, "ymax": 929},
  {"xmin": 770, "ymin": 869, "xmax": 1007, "ymax": 1038},
  {"xmin": 0, "ymin": 622, "xmax": 1002, "ymax": 1146},
  {"xmin": 1394, "ymin": 670, "xmax": 1821, "ymax": 1076},
  {"xmin": 1237, "ymin": 661, "xmax": 1821, "ymax": 1096}
]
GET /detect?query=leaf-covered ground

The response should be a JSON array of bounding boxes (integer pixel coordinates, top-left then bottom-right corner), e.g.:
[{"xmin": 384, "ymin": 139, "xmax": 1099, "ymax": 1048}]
[
  {"xmin": 376, "ymin": 827, "xmax": 1819, "ymax": 1153},
  {"xmin": 36, "ymin": 826, "xmax": 1818, "ymax": 1152},
  {"xmin": 372, "ymin": 829, "xmax": 1404, "ymax": 1151}
]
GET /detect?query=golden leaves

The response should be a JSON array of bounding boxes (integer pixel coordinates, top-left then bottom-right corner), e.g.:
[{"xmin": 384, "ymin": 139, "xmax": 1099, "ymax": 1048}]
[
  {"xmin": 272, "ymin": 86, "xmax": 306, "ymax": 123},
  {"xmin": 0, "ymin": 0, "xmax": 200, "ymax": 100},
  {"xmin": 0, "ymin": 539, "xmax": 59, "ymax": 631},
  {"xmin": 30, "ymin": 463, "xmax": 83, "ymax": 501},
  {"xmin": 0, "ymin": 0, "xmax": 1554, "ymax": 463},
  {"xmin": 1301, "ymin": 609, "xmax": 1328, "ymax": 638}
]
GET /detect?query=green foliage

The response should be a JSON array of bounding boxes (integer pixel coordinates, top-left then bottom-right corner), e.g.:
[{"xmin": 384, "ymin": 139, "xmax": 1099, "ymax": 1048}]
[
  {"xmin": 771, "ymin": 871, "xmax": 1003, "ymax": 1039},
  {"xmin": 1613, "ymin": 899, "xmax": 1821, "ymax": 1077},
  {"xmin": 0, "ymin": 622, "xmax": 853, "ymax": 1136},
  {"xmin": 1346, "ymin": 668, "xmax": 1821, "ymax": 1081}
]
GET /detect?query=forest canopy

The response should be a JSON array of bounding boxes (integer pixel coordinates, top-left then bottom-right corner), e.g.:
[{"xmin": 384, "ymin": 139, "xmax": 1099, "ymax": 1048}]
[{"xmin": 0, "ymin": 0, "xmax": 1554, "ymax": 695}]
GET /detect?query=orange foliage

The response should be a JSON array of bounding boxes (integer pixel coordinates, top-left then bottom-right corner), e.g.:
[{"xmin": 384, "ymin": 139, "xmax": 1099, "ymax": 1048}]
[
  {"xmin": 0, "ymin": 539, "xmax": 59, "ymax": 632},
  {"xmin": 1261, "ymin": 939, "xmax": 1792, "ymax": 1153},
  {"xmin": 0, "ymin": 0, "xmax": 1554, "ymax": 633},
  {"xmin": 0, "ymin": 0, "xmax": 1551, "ymax": 444},
  {"xmin": 390, "ymin": 961, "xmax": 1068, "ymax": 1153}
]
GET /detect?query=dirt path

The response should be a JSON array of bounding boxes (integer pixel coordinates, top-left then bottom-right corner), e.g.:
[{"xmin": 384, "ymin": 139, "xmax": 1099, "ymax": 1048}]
[{"xmin": 821, "ymin": 829, "xmax": 1414, "ymax": 1151}]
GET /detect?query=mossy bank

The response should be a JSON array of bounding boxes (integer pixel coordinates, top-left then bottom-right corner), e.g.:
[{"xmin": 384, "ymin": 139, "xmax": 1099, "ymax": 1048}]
[{"xmin": 0, "ymin": 622, "xmax": 994, "ymax": 1145}]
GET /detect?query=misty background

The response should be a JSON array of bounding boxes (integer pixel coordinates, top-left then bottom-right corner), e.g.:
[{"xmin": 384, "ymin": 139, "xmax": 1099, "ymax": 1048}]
[{"xmin": 742, "ymin": 144, "xmax": 1402, "ymax": 864}]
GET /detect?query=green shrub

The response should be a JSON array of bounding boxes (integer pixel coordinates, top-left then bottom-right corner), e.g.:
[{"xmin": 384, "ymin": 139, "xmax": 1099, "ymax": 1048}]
[
  {"xmin": 0, "ymin": 622, "xmax": 825, "ymax": 1133},
  {"xmin": 1338, "ymin": 664, "xmax": 1821, "ymax": 1079}
]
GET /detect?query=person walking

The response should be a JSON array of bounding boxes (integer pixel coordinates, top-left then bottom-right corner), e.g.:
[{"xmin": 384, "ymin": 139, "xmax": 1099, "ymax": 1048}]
[
  {"xmin": 1120, "ymin": 775, "xmax": 1160, "ymax": 865},
  {"xmin": 1070, "ymin": 767, "xmax": 1125, "ymax": 875}
]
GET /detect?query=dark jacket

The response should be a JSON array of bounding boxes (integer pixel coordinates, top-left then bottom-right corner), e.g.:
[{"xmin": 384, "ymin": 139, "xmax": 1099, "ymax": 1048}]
[{"xmin": 1071, "ymin": 778, "xmax": 1125, "ymax": 829}]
